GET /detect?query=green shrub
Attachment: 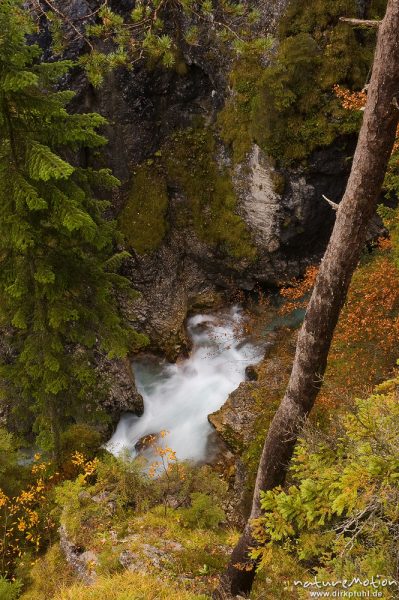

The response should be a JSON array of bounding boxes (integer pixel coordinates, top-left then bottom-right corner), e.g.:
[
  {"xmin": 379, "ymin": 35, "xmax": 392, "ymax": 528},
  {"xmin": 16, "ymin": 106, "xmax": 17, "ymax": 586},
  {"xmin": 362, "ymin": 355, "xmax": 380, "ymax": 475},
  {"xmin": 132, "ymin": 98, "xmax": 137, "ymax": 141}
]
[
  {"xmin": 154, "ymin": 462, "xmax": 228, "ymax": 511},
  {"xmin": 252, "ymin": 377, "xmax": 399, "ymax": 592},
  {"xmin": 252, "ymin": 18, "xmax": 368, "ymax": 164},
  {"xmin": 219, "ymin": 0, "xmax": 386, "ymax": 165},
  {"xmin": 94, "ymin": 452, "xmax": 156, "ymax": 512},
  {"xmin": 0, "ymin": 578, "xmax": 22, "ymax": 600},
  {"xmin": 55, "ymin": 452, "xmax": 157, "ymax": 547},
  {"xmin": 61, "ymin": 424, "xmax": 102, "ymax": 461},
  {"xmin": 180, "ymin": 492, "xmax": 225, "ymax": 530}
]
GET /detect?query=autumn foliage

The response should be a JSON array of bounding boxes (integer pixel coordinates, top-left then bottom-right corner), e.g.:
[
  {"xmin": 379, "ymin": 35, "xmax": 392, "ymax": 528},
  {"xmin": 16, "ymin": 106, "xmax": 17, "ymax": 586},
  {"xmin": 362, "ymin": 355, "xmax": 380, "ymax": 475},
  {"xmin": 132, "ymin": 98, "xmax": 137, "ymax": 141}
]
[
  {"xmin": 334, "ymin": 83, "xmax": 399, "ymax": 152},
  {"xmin": 0, "ymin": 452, "xmax": 98, "ymax": 579},
  {"xmin": 277, "ymin": 240, "xmax": 399, "ymax": 417},
  {"xmin": 279, "ymin": 266, "xmax": 319, "ymax": 315},
  {"xmin": 321, "ymin": 247, "xmax": 399, "ymax": 409},
  {"xmin": 333, "ymin": 84, "xmax": 367, "ymax": 111}
]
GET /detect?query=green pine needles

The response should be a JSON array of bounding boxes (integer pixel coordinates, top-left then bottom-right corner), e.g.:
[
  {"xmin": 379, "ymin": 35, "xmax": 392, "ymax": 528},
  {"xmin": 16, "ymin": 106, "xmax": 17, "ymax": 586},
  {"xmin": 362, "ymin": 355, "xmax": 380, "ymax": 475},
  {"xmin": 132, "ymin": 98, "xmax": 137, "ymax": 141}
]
[
  {"xmin": 29, "ymin": 0, "xmax": 269, "ymax": 88},
  {"xmin": 0, "ymin": 0, "xmax": 147, "ymax": 458}
]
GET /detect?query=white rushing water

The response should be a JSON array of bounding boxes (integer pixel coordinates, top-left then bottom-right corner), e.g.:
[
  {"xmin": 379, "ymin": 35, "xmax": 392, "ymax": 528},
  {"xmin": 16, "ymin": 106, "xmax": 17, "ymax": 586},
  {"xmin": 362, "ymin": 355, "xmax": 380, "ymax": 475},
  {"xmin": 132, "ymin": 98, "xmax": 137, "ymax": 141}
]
[{"xmin": 107, "ymin": 306, "xmax": 264, "ymax": 462}]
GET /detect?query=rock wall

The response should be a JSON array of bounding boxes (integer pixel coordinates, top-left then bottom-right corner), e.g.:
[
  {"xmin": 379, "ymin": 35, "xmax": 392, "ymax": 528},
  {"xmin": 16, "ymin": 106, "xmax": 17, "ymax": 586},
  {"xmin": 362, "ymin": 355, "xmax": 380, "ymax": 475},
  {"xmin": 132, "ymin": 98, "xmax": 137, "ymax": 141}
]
[
  {"xmin": 33, "ymin": 0, "xmax": 354, "ymax": 409},
  {"xmin": 209, "ymin": 327, "xmax": 298, "ymax": 520}
]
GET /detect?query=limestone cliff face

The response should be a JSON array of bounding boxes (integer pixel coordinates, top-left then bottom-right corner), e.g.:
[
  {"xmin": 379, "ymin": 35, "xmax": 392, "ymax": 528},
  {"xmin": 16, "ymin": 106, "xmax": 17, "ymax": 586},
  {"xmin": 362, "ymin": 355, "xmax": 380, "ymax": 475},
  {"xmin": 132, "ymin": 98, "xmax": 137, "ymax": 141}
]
[
  {"xmin": 236, "ymin": 145, "xmax": 282, "ymax": 254},
  {"xmin": 234, "ymin": 142, "xmax": 350, "ymax": 276}
]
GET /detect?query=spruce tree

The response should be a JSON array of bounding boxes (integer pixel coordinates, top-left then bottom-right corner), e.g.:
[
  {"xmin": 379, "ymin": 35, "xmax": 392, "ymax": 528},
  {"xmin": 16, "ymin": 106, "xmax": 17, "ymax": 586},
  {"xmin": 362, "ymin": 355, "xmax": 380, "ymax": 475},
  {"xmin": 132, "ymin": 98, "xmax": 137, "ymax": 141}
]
[{"xmin": 0, "ymin": 0, "xmax": 147, "ymax": 458}]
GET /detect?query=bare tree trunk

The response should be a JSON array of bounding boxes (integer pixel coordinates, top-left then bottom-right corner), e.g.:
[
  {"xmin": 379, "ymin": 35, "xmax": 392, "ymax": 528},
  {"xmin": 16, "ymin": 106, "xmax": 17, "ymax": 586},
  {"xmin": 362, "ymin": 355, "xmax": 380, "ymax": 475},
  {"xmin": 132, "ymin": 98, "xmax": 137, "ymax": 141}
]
[{"xmin": 222, "ymin": 1, "xmax": 399, "ymax": 595}]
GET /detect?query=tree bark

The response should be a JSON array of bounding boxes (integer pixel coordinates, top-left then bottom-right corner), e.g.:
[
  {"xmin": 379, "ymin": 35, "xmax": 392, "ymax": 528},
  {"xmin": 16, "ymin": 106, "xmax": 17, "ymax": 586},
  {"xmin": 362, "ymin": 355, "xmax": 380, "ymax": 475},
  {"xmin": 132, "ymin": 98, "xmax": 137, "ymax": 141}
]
[
  {"xmin": 49, "ymin": 396, "xmax": 62, "ymax": 466},
  {"xmin": 221, "ymin": 1, "xmax": 399, "ymax": 595}
]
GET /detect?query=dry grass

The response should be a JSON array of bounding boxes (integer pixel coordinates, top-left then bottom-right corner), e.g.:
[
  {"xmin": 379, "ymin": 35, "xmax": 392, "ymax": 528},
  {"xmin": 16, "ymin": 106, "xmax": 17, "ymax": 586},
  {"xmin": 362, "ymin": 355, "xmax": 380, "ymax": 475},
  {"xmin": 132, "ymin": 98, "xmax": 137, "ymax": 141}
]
[{"xmin": 54, "ymin": 571, "xmax": 209, "ymax": 600}]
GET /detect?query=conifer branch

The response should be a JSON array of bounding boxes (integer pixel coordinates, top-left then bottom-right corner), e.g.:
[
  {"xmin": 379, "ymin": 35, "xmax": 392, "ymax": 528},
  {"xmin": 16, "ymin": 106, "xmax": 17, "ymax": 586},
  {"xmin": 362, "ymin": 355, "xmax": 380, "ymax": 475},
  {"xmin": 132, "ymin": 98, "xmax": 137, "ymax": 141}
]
[
  {"xmin": 4, "ymin": 103, "xmax": 19, "ymax": 169},
  {"xmin": 39, "ymin": 0, "xmax": 94, "ymax": 50}
]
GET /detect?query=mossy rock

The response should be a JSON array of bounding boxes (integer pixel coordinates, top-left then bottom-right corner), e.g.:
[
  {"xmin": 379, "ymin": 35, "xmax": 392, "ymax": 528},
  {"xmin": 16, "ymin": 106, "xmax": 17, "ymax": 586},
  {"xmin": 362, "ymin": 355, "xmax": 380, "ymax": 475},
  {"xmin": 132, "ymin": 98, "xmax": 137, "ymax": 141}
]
[
  {"xmin": 241, "ymin": 329, "xmax": 297, "ymax": 485},
  {"xmin": 119, "ymin": 163, "xmax": 168, "ymax": 254},
  {"xmin": 270, "ymin": 171, "xmax": 286, "ymax": 196},
  {"xmin": 217, "ymin": 47, "xmax": 265, "ymax": 164},
  {"xmin": 164, "ymin": 127, "xmax": 256, "ymax": 260},
  {"xmin": 218, "ymin": 0, "xmax": 386, "ymax": 166},
  {"xmin": 119, "ymin": 126, "xmax": 256, "ymax": 260}
]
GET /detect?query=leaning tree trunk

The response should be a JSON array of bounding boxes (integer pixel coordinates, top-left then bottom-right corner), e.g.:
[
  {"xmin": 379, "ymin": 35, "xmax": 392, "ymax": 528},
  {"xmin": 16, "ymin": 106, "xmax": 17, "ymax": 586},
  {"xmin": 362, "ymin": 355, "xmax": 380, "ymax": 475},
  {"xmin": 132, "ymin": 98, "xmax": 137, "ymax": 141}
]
[{"xmin": 222, "ymin": 1, "xmax": 399, "ymax": 595}]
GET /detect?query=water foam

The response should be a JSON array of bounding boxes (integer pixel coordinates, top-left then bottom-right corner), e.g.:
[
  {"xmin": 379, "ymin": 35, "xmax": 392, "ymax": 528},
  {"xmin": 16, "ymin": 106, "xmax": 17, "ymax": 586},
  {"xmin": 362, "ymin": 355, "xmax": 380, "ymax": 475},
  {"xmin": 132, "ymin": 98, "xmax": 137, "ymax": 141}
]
[{"xmin": 107, "ymin": 306, "xmax": 263, "ymax": 462}]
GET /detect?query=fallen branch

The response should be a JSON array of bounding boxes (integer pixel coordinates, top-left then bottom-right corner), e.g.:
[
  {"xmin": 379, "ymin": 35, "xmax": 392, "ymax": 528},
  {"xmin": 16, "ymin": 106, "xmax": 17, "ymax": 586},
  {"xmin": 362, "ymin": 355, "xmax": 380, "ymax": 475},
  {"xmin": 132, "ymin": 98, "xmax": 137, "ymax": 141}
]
[{"xmin": 340, "ymin": 17, "xmax": 381, "ymax": 27}]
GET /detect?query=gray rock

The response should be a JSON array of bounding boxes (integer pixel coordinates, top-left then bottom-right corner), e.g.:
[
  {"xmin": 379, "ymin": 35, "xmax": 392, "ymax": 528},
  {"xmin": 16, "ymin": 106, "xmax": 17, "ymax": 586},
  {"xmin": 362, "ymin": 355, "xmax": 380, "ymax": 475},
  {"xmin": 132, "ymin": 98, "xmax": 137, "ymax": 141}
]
[
  {"xmin": 91, "ymin": 490, "xmax": 111, "ymax": 504},
  {"xmin": 245, "ymin": 365, "xmax": 258, "ymax": 382},
  {"xmin": 134, "ymin": 432, "xmax": 160, "ymax": 452},
  {"xmin": 97, "ymin": 355, "xmax": 144, "ymax": 423},
  {"xmin": 78, "ymin": 491, "xmax": 91, "ymax": 503},
  {"xmin": 208, "ymin": 381, "xmax": 260, "ymax": 452},
  {"xmin": 119, "ymin": 549, "xmax": 142, "ymax": 572},
  {"xmin": 142, "ymin": 544, "xmax": 169, "ymax": 569},
  {"xmin": 164, "ymin": 540, "xmax": 184, "ymax": 552},
  {"xmin": 235, "ymin": 145, "xmax": 283, "ymax": 254},
  {"xmin": 59, "ymin": 525, "xmax": 98, "ymax": 584}
]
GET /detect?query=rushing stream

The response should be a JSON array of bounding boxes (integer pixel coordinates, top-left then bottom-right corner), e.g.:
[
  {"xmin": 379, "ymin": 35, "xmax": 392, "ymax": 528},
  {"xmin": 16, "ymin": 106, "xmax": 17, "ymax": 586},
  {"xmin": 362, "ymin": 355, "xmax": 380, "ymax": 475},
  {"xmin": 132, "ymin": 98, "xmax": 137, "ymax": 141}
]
[{"xmin": 107, "ymin": 306, "xmax": 264, "ymax": 462}]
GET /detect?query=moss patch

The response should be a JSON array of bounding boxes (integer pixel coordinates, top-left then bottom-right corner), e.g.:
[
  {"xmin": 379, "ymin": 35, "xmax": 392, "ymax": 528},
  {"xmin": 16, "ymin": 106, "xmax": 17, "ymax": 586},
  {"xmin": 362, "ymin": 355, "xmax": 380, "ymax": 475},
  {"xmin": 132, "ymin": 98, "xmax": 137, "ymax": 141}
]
[
  {"xmin": 20, "ymin": 544, "xmax": 75, "ymax": 600},
  {"xmin": 217, "ymin": 47, "xmax": 265, "ymax": 164},
  {"xmin": 54, "ymin": 571, "xmax": 210, "ymax": 600},
  {"xmin": 120, "ymin": 126, "xmax": 256, "ymax": 259},
  {"xmin": 118, "ymin": 163, "xmax": 168, "ymax": 254},
  {"xmin": 218, "ymin": 0, "xmax": 386, "ymax": 166},
  {"xmin": 164, "ymin": 128, "xmax": 256, "ymax": 260}
]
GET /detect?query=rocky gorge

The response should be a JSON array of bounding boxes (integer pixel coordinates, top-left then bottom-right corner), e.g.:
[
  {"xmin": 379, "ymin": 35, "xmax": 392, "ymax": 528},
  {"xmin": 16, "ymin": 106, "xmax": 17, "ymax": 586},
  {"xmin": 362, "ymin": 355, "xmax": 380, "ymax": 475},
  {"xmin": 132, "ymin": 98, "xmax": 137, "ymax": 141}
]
[
  {"xmin": 29, "ymin": 0, "xmax": 365, "ymax": 431},
  {"xmin": 3, "ymin": 1, "xmax": 397, "ymax": 598}
]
